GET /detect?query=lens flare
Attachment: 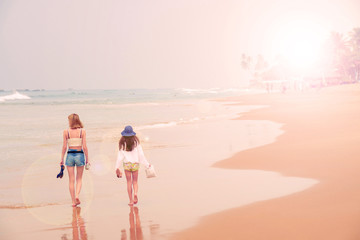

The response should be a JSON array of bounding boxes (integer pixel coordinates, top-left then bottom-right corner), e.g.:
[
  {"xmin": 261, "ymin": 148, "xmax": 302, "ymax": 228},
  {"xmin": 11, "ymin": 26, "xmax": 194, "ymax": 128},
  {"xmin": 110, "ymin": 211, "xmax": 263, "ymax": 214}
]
[
  {"xmin": 22, "ymin": 154, "xmax": 94, "ymax": 225},
  {"xmin": 269, "ymin": 13, "xmax": 328, "ymax": 71}
]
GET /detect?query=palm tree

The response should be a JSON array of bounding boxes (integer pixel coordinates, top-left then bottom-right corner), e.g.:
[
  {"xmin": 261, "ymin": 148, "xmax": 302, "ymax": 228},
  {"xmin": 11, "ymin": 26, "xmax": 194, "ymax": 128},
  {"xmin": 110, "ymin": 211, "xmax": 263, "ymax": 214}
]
[
  {"xmin": 348, "ymin": 28, "xmax": 360, "ymax": 81},
  {"xmin": 254, "ymin": 54, "xmax": 268, "ymax": 81},
  {"xmin": 349, "ymin": 28, "xmax": 360, "ymax": 51},
  {"xmin": 328, "ymin": 31, "xmax": 349, "ymax": 79},
  {"xmin": 241, "ymin": 53, "xmax": 252, "ymax": 71}
]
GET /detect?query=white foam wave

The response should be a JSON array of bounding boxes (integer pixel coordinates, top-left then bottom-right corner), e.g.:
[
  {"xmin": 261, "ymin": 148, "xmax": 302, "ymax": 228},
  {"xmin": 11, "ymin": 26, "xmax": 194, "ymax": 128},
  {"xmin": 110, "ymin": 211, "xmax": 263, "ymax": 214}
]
[
  {"xmin": 0, "ymin": 91, "xmax": 31, "ymax": 101},
  {"xmin": 137, "ymin": 122, "xmax": 178, "ymax": 130},
  {"xmin": 179, "ymin": 88, "xmax": 245, "ymax": 95},
  {"xmin": 180, "ymin": 88, "xmax": 220, "ymax": 94},
  {"xmin": 136, "ymin": 117, "xmax": 202, "ymax": 130},
  {"xmin": 116, "ymin": 102, "xmax": 160, "ymax": 108}
]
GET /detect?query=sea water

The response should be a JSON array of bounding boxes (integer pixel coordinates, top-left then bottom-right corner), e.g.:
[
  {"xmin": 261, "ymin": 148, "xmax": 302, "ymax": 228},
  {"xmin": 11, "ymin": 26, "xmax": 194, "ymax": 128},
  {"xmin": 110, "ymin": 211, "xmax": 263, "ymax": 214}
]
[
  {"xmin": 0, "ymin": 88, "xmax": 318, "ymax": 240},
  {"xmin": 0, "ymin": 88, "xmax": 262, "ymax": 206}
]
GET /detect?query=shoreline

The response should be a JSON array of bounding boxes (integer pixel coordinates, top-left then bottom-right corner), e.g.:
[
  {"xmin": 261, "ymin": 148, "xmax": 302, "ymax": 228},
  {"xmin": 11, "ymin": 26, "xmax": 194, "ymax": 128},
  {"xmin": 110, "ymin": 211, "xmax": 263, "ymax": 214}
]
[
  {"xmin": 0, "ymin": 97, "xmax": 319, "ymax": 240},
  {"xmin": 172, "ymin": 84, "xmax": 360, "ymax": 240}
]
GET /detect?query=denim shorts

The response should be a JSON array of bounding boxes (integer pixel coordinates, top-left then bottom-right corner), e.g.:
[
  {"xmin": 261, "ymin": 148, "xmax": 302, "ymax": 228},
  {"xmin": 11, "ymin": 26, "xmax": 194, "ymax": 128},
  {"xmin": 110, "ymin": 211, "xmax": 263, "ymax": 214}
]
[{"xmin": 65, "ymin": 149, "xmax": 85, "ymax": 167}]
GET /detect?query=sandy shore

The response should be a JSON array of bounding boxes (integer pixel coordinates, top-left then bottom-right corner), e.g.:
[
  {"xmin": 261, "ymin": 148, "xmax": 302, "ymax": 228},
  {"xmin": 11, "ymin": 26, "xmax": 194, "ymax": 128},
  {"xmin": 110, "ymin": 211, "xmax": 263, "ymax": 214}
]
[
  {"xmin": 2, "ymin": 84, "xmax": 359, "ymax": 240},
  {"xmin": 172, "ymin": 83, "xmax": 360, "ymax": 240},
  {"xmin": 0, "ymin": 95, "xmax": 319, "ymax": 240}
]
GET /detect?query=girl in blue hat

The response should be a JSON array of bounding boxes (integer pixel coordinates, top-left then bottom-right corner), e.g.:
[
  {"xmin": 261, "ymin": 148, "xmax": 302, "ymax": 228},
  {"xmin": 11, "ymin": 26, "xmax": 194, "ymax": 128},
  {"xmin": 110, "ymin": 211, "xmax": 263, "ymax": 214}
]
[{"xmin": 115, "ymin": 126, "xmax": 150, "ymax": 206}]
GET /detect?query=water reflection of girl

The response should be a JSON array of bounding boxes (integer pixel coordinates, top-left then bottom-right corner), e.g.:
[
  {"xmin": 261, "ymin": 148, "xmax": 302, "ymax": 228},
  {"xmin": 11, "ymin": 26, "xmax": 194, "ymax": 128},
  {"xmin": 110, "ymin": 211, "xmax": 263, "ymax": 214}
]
[{"xmin": 121, "ymin": 206, "xmax": 143, "ymax": 240}]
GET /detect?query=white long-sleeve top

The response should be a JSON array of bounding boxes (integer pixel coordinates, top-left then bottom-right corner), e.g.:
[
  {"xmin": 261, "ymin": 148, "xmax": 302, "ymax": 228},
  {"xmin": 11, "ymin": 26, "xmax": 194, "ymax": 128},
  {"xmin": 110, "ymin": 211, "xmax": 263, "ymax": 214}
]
[{"xmin": 115, "ymin": 145, "xmax": 150, "ymax": 169}]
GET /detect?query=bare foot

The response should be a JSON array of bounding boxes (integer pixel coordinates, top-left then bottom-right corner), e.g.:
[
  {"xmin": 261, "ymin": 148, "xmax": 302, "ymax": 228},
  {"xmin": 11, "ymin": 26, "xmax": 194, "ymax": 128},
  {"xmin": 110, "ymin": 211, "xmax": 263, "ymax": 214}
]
[
  {"xmin": 134, "ymin": 195, "xmax": 138, "ymax": 204},
  {"xmin": 75, "ymin": 198, "xmax": 81, "ymax": 206},
  {"xmin": 116, "ymin": 169, "xmax": 122, "ymax": 178}
]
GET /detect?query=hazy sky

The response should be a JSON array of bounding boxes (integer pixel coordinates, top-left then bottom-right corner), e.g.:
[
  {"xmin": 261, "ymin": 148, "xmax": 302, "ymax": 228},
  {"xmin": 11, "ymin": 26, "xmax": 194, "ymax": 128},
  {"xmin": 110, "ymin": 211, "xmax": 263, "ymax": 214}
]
[{"xmin": 0, "ymin": 0, "xmax": 359, "ymax": 90}]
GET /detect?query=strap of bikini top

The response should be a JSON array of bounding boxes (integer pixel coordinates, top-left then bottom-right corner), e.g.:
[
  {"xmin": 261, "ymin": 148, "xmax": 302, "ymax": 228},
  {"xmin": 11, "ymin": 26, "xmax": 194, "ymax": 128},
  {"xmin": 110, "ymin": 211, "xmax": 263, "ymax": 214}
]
[
  {"xmin": 68, "ymin": 129, "xmax": 70, "ymax": 139},
  {"xmin": 80, "ymin": 129, "xmax": 82, "ymax": 138}
]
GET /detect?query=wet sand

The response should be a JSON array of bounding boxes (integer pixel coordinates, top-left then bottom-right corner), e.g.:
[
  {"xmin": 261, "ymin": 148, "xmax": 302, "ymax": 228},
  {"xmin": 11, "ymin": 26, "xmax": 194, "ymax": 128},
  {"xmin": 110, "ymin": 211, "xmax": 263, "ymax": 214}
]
[
  {"xmin": 172, "ymin": 84, "xmax": 360, "ymax": 240},
  {"xmin": 0, "ymin": 98, "xmax": 319, "ymax": 240}
]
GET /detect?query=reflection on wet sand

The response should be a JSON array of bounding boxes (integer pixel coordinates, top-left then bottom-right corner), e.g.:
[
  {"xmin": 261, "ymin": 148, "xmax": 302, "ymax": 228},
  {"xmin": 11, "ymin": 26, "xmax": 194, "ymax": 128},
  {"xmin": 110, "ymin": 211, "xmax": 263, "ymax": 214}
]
[
  {"xmin": 122, "ymin": 206, "xmax": 143, "ymax": 240},
  {"xmin": 120, "ymin": 206, "xmax": 161, "ymax": 240},
  {"xmin": 149, "ymin": 221, "xmax": 161, "ymax": 239},
  {"xmin": 61, "ymin": 207, "xmax": 88, "ymax": 240}
]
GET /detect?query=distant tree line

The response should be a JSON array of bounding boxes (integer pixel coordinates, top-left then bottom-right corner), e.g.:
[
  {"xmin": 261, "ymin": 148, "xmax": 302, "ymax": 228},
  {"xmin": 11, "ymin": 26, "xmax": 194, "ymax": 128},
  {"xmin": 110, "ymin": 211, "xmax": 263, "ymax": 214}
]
[
  {"xmin": 242, "ymin": 27, "xmax": 360, "ymax": 86},
  {"xmin": 326, "ymin": 28, "xmax": 360, "ymax": 82}
]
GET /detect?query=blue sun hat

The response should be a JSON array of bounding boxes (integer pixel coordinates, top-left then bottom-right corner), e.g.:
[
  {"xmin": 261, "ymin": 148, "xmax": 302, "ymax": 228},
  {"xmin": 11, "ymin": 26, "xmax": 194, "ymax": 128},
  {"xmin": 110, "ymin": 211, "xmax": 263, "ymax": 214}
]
[{"xmin": 121, "ymin": 125, "xmax": 136, "ymax": 136}]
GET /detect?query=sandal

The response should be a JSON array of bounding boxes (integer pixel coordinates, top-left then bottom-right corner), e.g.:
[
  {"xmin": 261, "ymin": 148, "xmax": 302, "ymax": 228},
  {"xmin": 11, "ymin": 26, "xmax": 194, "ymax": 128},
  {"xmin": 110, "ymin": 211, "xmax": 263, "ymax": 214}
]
[{"xmin": 56, "ymin": 165, "xmax": 65, "ymax": 178}]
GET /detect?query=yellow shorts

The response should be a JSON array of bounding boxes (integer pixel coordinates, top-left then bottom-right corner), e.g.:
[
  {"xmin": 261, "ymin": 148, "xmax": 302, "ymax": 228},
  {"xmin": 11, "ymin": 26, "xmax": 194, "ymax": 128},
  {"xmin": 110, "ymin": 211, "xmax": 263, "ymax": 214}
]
[{"xmin": 123, "ymin": 162, "xmax": 139, "ymax": 172}]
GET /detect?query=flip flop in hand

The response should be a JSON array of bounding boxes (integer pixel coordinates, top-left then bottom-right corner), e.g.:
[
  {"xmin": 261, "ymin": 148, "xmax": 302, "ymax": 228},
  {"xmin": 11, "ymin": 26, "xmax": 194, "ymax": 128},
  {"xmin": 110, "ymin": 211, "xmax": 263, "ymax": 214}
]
[{"xmin": 57, "ymin": 165, "xmax": 65, "ymax": 178}]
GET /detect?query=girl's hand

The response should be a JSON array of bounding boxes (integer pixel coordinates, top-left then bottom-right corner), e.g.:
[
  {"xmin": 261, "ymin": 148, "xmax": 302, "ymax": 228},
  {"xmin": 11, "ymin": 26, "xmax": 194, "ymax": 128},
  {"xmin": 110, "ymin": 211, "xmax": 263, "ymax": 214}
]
[
  {"xmin": 60, "ymin": 160, "xmax": 64, "ymax": 165},
  {"xmin": 116, "ymin": 169, "xmax": 122, "ymax": 178}
]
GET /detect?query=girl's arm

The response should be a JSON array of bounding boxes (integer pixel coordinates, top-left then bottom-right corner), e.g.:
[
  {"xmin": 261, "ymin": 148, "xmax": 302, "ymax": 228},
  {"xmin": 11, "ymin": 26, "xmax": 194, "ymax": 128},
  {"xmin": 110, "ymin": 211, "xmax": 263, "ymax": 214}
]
[
  {"xmin": 82, "ymin": 130, "xmax": 89, "ymax": 163},
  {"xmin": 60, "ymin": 130, "xmax": 67, "ymax": 165},
  {"xmin": 138, "ymin": 145, "xmax": 150, "ymax": 168},
  {"xmin": 115, "ymin": 151, "xmax": 124, "ymax": 170},
  {"xmin": 115, "ymin": 151, "xmax": 124, "ymax": 178}
]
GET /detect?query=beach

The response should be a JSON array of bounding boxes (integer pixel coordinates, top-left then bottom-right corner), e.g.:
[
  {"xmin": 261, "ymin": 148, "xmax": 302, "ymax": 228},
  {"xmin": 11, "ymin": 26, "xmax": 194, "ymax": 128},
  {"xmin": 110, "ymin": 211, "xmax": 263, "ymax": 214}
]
[
  {"xmin": 172, "ymin": 83, "xmax": 360, "ymax": 240},
  {"xmin": 0, "ymin": 84, "xmax": 358, "ymax": 239},
  {"xmin": 2, "ymin": 0, "xmax": 360, "ymax": 238}
]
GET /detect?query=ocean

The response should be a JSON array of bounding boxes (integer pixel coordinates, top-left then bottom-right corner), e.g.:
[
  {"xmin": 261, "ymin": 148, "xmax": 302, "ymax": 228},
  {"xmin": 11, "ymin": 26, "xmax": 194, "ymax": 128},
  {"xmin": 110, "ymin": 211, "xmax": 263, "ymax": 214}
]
[
  {"xmin": 0, "ymin": 88, "xmax": 317, "ymax": 240},
  {"xmin": 0, "ymin": 88, "xmax": 262, "ymax": 206}
]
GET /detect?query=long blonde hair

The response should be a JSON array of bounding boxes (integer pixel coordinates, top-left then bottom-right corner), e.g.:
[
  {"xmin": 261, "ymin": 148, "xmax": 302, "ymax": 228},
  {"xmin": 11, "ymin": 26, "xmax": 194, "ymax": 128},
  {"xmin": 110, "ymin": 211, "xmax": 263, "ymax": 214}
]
[{"xmin": 68, "ymin": 113, "xmax": 84, "ymax": 129}]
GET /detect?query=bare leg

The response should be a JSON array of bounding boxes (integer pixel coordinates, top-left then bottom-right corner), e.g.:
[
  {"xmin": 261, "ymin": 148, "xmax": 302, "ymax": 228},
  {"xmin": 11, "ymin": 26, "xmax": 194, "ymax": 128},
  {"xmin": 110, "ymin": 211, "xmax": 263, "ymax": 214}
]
[
  {"xmin": 132, "ymin": 171, "xmax": 139, "ymax": 204},
  {"xmin": 125, "ymin": 171, "xmax": 133, "ymax": 205},
  {"xmin": 67, "ymin": 166, "xmax": 76, "ymax": 206},
  {"xmin": 75, "ymin": 166, "xmax": 84, "ymax": 204}
]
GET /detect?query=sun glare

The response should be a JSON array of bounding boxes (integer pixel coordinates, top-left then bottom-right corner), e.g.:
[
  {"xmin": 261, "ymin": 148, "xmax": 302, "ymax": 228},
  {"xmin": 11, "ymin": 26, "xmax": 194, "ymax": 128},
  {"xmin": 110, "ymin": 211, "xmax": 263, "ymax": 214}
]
[{"xmin": 270, "ymin": 17, "xmax": 328, "ymax": 71}]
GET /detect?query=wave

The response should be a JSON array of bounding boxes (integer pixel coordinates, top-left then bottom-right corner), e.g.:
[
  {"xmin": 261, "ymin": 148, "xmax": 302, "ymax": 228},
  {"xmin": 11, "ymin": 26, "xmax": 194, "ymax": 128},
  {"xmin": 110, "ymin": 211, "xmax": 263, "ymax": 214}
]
[
  {"xmin": 178, "ymin": 88, "xmax": 247, "ymax": 95},
  {"xmin": 0, "ymin": 202, "xmax": 61, "ymax": 209},
  {"xmin": 178, "ymin": 88, "xmax": 269, "ymax": 96},
  {"xmin": 0, "ymin": 91, "xmax": 31, "ymax": 102},
  {"xmin": 137, "ymin": 121, "xmax": 178, "ymax": 130},
  {"xmin": 115, "ymin": 102, "xmax": 161, "ymax": 108},
  {"xmin": 179, "ymin": 88, "xmax": 221, "ymax": 94},
  {"xmin": 136, "ymin": 117, "xmax": 202, "ymax": 130}
]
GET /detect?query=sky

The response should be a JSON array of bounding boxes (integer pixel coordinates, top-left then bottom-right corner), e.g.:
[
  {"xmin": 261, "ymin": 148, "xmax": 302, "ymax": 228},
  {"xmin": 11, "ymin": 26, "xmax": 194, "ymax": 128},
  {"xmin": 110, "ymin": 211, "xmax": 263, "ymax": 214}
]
[{"xmin": 0, "ymin": 0, "xmax": 359, "ymax": 90}]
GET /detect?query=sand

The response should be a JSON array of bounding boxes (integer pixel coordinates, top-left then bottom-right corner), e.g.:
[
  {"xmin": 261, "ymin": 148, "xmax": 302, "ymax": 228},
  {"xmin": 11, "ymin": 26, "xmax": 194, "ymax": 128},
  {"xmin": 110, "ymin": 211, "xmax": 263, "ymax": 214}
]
[
  {"xmin": 172, "ymin": 83, "xmax": 360, "ymax": 240},
  {"xmin": 0, "ymin": 95, "xmax": 319, "ymax": 240},
  {"xmin": 2, "ymin": 84, "xmax": 359, "ymax": 240}
]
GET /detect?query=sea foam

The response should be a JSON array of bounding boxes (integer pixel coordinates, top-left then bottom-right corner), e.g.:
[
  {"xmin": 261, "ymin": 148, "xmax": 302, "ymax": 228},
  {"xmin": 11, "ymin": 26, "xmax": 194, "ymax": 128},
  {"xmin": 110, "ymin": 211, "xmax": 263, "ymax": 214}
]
[
  {"xmin": 0, "ymin": 91, "xmax": 31, "ymax": 101},
  {"xmin": 136, "ymin": 117, "xmax": 202, "ymax": 130}
]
